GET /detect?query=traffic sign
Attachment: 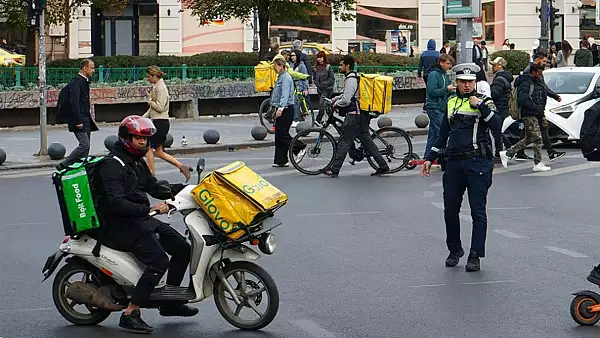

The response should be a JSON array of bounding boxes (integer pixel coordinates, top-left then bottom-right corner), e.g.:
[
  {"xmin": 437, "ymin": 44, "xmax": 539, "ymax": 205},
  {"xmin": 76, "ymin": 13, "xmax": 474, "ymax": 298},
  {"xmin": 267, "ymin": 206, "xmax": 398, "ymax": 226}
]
[{"xmin": 444, "ymin": 0, "xmax": 482, "ymax": 19}]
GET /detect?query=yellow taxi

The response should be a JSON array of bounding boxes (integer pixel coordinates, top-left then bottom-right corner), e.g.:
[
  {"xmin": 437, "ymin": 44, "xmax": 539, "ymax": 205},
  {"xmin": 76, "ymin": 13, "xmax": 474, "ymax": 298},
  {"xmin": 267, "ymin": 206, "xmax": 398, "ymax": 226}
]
[
  {"xmin": 0, "ymin": 47, "xmax": 26, "ymax": 66},
  {"xmin": 280, "ymin": 43, "xmax": 331, "ymax": 56}
]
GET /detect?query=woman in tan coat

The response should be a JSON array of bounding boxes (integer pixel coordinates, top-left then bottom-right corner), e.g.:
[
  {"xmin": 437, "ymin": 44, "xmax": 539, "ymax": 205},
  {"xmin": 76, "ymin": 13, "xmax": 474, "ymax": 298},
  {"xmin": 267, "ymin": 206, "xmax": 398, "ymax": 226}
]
[{"xmin": 143, "ymin": 66, "xmax": 192, "ymax": 181}]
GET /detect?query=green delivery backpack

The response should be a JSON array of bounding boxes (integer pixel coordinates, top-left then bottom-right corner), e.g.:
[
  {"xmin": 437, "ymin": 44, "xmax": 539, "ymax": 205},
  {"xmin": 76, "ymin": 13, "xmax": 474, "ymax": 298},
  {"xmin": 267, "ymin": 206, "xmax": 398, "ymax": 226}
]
[{"xmin": 52, "ymin": 155, "xmax": 124, "ymax": 236}]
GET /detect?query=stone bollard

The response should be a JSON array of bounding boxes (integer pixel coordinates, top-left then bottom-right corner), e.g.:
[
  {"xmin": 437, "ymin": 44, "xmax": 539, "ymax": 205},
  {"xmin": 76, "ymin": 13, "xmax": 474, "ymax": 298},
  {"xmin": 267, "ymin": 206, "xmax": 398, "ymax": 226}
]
[
  {"xmin": 48, "ymin": 142, "xmax": 67, "ymax": 160},
  {"xmin": 415, "ymin": 114, "xmax": 429, "ymax": 128},
  {"xmin": 203, "ymin": 129, "xmax": 220, "ymax": 144},
  {"xmin": 104, "ymin": 135, "xmax": 119, "ymax": 151},
  {"xmin": 251, "ymin": 126, "xmax": 268, "ymax": 141}
]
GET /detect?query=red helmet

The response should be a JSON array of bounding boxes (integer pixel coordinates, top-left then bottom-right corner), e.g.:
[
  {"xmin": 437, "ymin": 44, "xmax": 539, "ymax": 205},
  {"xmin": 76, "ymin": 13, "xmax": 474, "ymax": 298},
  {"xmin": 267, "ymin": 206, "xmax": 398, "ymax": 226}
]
[{"xmin": 117, "ymin": 115, "xmax": 156, "ymax": 158}]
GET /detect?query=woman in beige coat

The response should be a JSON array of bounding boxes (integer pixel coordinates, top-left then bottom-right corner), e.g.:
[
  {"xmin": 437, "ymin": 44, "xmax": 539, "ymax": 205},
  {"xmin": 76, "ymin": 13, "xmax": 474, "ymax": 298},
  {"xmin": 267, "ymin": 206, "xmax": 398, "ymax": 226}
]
[{"xmin": 143, "ymin": 66, "xmax": 191, "ymax": 181}]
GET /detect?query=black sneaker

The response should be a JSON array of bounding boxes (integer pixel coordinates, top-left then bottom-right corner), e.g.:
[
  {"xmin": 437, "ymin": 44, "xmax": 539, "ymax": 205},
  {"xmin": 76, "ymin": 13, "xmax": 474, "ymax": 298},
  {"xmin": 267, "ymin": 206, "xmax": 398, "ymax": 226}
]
[
  {"xmin": 370, "ymin": 167, "xmax": 390, "ymax": 176},
  {"xmin": 119, "ymin": 309, "xmax": 153, "ymax": 334},
  {"xmin": 515, "ymin": 152, "xmax": 533, "ymax": 161},
  {"xmin": 587, "ymin": 266, "xmax": 600, "ymax": 285},
  {"xmin": 159, "ymin": 304, "xmax": 199, "ymax": 317},
  {"xmin": 445, "ymin": 248, "xmax": 465, "ymax": 267},
  {"xmin": 465, "ymin": 250, "xmax": 481, "ymax": 272},
  {"xmin": 548, "ymin": 151, "xmax": 566, "ymax": 162}
]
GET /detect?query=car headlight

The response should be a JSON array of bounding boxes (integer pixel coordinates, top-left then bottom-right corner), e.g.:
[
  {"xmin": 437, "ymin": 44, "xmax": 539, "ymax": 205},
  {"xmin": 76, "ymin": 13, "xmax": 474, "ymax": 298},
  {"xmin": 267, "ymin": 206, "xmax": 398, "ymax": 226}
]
[
  {"xmin": 550, "ymin": 104, "xmax": 575, "ymax": 114},
  {"xmin": 258, "ymin": 233, "xmax": 276, "ymax": 255}
]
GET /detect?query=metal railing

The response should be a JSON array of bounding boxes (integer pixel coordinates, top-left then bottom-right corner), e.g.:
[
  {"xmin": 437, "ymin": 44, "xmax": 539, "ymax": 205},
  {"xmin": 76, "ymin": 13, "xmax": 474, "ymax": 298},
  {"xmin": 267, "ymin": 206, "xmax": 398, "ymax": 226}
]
[{"xmin": 0, "ymin": 65, "xmax": 418, "ymax": 88}]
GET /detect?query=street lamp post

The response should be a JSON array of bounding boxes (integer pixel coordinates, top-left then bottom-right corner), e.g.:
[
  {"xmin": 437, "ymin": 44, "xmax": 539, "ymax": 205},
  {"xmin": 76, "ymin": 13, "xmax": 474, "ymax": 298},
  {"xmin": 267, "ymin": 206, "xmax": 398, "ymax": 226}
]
[{"xmin": 539, "ymin": 0, "xmax": 550, "ymax": 52}]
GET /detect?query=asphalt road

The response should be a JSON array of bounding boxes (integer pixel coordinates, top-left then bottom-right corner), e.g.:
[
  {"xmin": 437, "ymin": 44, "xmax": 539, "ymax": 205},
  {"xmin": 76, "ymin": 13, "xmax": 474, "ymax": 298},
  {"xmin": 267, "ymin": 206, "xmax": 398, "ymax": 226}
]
[{"xmin": 2, "ymin": 137, "xmax": 600, "ymax": 337}]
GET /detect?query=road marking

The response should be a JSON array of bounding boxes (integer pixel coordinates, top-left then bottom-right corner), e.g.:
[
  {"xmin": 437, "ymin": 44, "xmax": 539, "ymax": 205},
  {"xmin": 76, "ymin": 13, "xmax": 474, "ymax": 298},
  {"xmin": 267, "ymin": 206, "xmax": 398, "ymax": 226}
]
[
  {"xmin": 492, "ymin": 162, "xmax": 536, "ymax": 174},
  {"xmin": 409, "ymin": 283, "xmax": 447, "ymax": 288},
  {"xmin": 1, "ymin": 221, "xmax": 49, "ymax": 226},
  {"xmin": 522, "ymin": 162, "xmax": 600, "ymax": 177},
  {"xmin": 545, "ymin": 246, "xmax": 588, "ymax": 258},
  {"xmin": 423, "ymin": 191, "xmax": 436, "ymax": 198},
  {"xmin": 0, "ymin": 307, "xmax": 53, "ymax": 313},
  {"xmin": 292, "ymin": 319, "xmax": 336, "ymax": 337},
  {"xmin": 457, "ymin": 280, "xmax": 518, "ymax": 285},
  {"xmin": 492, "ymin": 229, "xmax": 525, "ymax": 238},
  {"xmin": 297, "ymin": 212, "xmax": 381, "ymax": 217},
  {"xmin": 430, "ymin": 181, "xmax": 442, "ymax": 187}
]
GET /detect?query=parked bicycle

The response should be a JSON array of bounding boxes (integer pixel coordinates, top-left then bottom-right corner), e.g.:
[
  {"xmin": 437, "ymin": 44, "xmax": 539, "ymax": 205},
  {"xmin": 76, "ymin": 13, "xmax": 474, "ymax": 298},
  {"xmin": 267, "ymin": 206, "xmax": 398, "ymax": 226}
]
[
  {"xmin": 258, "ymin": 91, "xmax": 314, "ymax": 134},
  {"xmin": 288, "ymin": 98, "xmax": 415, "ymax": 175}
]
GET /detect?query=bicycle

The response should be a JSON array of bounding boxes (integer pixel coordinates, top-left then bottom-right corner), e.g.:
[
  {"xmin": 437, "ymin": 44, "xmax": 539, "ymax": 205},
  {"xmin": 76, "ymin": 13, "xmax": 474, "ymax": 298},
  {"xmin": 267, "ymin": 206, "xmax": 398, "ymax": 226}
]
[
  {"xmin": 288, "ymin": 98, "xmax": 415, "ymax": 175},
  {"xmin": 258, "ymin": 89, "xmax": 315, "ymax": 134}
]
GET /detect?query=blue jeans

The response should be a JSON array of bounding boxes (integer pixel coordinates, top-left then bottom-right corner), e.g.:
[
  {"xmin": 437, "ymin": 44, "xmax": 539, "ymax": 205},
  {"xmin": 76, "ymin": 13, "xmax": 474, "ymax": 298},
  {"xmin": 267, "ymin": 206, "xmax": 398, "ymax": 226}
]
[{"xmin": 424, "ymin": 110, "xmax": 443, "ymax": 159}]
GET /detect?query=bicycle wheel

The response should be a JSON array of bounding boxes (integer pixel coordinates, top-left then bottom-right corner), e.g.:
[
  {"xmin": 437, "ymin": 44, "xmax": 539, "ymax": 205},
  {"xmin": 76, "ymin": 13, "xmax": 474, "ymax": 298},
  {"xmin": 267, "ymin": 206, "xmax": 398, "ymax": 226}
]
[
  {"xmin": 366, "ymin": 126, "xmax": 413, "ymax": 173},
  {"xmin": 288, "ymin": 127, "xmax": 337, "ymax": 175},
  {"xmin": 258, "ymin": 98, "xmax": 275, "ymax": 134}
]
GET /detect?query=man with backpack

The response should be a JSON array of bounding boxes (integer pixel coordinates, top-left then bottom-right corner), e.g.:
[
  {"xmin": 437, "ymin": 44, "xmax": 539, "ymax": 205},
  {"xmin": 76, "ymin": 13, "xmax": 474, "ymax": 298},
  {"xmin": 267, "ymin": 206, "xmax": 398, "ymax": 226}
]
[
  {"xmin": 499, "ymin": 63, "xmax": 552, "ymax": 172},
  {"xmin": 323, "ymin": 55, "xmax": 390, "ymax": 177},
  {"xmin": 56, "ymin": 59, "xmax": 99, "ymax": 171},
  {"xmin": 489, "ymin": 57, "xmax": 516, "ymax": 159}
]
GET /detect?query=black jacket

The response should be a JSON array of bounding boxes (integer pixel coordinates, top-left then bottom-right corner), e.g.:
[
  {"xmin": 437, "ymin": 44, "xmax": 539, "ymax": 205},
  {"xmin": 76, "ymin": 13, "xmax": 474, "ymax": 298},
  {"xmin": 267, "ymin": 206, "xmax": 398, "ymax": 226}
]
[
  {"xmin": 515, "ymin": 74, "xmax": 546, "ymax": 118},
  {"xmin": 264, "ymin": 50, "xmax": 278, "ymax": 62},
  {"xmin": 490, "ymin": 70, "xmax": 514, "ymax": 118},
  {"xmin": 95, "ymin": 143, "xmax": 173, "ymax": 243},
  {"xmin": 67, "ymin": 75, "xmax": 98, "ymax": 133}
]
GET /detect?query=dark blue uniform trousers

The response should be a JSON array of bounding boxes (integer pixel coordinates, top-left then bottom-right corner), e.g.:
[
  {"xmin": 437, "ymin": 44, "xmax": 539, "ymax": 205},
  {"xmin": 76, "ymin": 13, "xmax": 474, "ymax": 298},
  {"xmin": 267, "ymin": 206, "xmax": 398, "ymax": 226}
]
[{"xmin": 442, "ymin": 156, "xmax": 493, "ymax": 257}]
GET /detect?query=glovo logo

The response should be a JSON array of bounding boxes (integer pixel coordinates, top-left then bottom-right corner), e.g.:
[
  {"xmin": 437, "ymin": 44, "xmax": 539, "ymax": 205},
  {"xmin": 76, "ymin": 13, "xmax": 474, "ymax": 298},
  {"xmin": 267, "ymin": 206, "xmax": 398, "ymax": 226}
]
[
  {"xmin": 197, "ymin": 189, "xmax": 232, "ymax": 231},
  {"xmin": 242, "ymin": 176, "xmax": 270, "ymax": 195}
]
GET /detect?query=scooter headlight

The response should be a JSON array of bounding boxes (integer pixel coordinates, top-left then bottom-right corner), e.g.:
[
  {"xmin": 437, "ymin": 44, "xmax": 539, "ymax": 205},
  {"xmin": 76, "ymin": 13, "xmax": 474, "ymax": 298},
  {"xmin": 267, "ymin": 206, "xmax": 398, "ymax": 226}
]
[{"xmin": 258, "ymin": 233, "xmax": 276, "ymax": 255}]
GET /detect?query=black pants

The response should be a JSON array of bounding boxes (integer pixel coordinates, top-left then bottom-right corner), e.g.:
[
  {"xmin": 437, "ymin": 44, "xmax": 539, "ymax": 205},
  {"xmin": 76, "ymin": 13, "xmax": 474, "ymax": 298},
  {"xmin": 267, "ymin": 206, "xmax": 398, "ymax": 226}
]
[
  {"xmin": 274, "ymin": 106, "xmax": 305, "ymax": 165},
  {"xmin": 60, "ymin": 130, "xmax": 91, "ymax": 167},
  {"xmin": 122, "ymin": 223, "xmax": 191, "ymax": 305},
  {"xmin": 330, "ymin": 113, "xmax": 389, "ymax": 174}
]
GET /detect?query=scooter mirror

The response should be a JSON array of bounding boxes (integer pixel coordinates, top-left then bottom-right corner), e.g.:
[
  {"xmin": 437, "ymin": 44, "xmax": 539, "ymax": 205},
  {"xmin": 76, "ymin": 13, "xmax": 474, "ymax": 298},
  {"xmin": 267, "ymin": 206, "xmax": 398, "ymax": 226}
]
[{"xmin": 196, "ymin": 158, "xmax": 206, "ymax": 184}]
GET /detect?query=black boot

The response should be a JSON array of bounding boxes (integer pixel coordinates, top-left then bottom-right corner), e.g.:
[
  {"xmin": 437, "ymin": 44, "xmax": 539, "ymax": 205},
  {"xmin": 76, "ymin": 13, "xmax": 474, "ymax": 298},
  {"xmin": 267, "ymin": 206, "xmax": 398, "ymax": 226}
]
[
  {"xmin": 587, "ymin": 265, "xmax": 600, "ymax": 285},
  {"xmin": 465, "ymin": 250, "xmax": 481, "ymax": 272},
  {"xmin": 119, "ymin": 309, "xmax": 153, "ymax": 334},
  {"xmin": 445, "ymin": 248, "xmax": 465, "ymax": 267},
  {"xmin": 370, "ymin": 167, "xmax": 390, "ymax": 176},
  {"xmin": 159, "ymin": 304, "xmax": 199, "ymax": 317}
]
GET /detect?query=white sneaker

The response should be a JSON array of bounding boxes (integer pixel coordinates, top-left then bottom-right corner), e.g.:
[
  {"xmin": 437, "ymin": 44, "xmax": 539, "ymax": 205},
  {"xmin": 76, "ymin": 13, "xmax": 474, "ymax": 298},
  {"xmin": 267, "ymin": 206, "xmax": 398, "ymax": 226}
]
[
  {"xmin": 533, "ymin": 162, "xmax": 551, "ymax": 172},
  {"xmin": 291, "ymin": 121, "xmax": 299, "ymax": 128},
  {"xmin": 295, "ymin": 148, "xmax": 307, "ymax": 163},
  {"xmin": 272, "ymin": 162, "xmax": 289, "ymax": 168},
  {"xmin": 499, "ymin": 151, "xmax": 511, "ymax": 168}
]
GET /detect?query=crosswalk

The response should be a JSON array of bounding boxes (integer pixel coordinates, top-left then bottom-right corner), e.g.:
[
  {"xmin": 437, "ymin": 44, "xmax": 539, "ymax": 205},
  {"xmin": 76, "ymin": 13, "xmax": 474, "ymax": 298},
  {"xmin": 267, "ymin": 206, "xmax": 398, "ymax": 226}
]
[{"xmin": 1, "ymin": 153, "xmax": 599, "ymax": 180}]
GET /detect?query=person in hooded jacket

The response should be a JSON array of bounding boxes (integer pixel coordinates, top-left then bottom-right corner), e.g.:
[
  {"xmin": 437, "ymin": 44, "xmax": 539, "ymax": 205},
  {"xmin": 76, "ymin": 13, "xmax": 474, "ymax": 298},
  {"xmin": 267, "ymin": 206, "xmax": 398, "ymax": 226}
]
[
  {"xmin": 489, "ymin": 57, "xmax": 515, "ymax": 156},
  {"xmin": 419, "ymin": 39, "xmax": 440, "ymax": 112},
  {"xmin": 499, "ymin": 64, "xmax": 552, "ymax": 172}
]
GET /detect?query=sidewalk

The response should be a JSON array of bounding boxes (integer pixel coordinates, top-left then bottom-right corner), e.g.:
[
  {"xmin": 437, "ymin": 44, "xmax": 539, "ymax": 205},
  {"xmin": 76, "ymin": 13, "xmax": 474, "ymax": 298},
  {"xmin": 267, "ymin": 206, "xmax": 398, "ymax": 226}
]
[{"xmin": 0, "ymin": 105, "xmax": 429, "ymax": 170}]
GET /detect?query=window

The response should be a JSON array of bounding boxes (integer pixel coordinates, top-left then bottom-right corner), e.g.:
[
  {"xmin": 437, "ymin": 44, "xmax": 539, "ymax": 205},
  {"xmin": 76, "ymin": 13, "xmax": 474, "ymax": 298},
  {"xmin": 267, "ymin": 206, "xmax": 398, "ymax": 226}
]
[
  {"xmin": 545, "ymin": 72, "xmax": 595, "ymax": 94},
  {"xmin": 356, "ymin": 7, "xmax": 418, "ymax": 45}
]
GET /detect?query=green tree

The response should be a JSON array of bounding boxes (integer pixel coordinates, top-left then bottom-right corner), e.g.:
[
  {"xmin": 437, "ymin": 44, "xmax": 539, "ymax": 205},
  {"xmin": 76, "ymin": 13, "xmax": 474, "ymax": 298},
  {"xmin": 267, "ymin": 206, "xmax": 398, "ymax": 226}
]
[{"xmin": 186, "ymin": 0, "xmax": 356, "ymax": 58}]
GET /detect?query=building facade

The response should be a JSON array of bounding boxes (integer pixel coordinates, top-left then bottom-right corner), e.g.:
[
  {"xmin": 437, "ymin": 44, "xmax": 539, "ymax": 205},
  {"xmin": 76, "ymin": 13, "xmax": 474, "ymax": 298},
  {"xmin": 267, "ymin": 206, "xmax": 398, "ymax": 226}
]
[{"xmin": 65, "ymin": 0, "xmax": 587, "ymax": 59}]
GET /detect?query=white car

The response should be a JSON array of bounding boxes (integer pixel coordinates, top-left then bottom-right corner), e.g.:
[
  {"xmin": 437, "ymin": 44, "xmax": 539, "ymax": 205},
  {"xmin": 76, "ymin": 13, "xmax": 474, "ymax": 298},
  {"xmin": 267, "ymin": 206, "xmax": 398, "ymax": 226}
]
[{"xmin": 502, "ymin": 67, "xmax": 600, "ymax": 144}]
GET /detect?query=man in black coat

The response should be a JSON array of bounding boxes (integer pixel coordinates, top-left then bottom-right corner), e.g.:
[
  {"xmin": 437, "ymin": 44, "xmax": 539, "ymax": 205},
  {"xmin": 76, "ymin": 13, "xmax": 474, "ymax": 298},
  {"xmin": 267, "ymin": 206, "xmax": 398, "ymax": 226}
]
[
  {"xmin": 489, "ymin": 57, "xmax": 515, "ymax": 156},
  {"xmin": 57, "ymin": 59, "xmax": 99, "ymax": 170},
  {"xmin": 95, "ymin": 116, "xmax": 197, "ymax": 333}
]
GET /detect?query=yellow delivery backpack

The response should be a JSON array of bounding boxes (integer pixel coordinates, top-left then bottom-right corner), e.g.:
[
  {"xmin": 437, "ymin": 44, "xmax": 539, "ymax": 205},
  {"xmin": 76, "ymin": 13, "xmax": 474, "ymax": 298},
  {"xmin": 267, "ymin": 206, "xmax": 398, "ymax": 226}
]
[
  {"xmin": 358, "ymin": 74, "xmax": 393, "ymax": 114},
  {"xmin": 191, "ymin": 161, "xmax": 288, "ymax": 240},
  {"xmin": 254, "ymin": 61, "xmax": 278, "ymax": 92}
]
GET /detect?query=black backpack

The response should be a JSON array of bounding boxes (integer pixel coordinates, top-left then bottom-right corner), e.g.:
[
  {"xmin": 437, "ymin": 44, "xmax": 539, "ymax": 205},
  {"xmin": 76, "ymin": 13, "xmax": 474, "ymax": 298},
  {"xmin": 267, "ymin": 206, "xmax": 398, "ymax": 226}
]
[
  {"xmin": 579, "ymin": 101, "xmax": 600, "ymax": 161},
  {"xmin": 57, "ymin": 82, "xmax": 71, "ymax": 119}
]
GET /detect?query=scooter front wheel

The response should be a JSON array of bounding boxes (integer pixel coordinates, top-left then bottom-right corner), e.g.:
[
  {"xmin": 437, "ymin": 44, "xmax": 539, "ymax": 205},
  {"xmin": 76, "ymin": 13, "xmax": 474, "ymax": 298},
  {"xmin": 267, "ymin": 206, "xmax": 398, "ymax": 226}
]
[
  {"xmin": 571, "ymin": 295, "xmax": 600, "ymax": 326},
  {"xmin": 213, "ymin": 261, "xmax": 279, "ymax": 330}
]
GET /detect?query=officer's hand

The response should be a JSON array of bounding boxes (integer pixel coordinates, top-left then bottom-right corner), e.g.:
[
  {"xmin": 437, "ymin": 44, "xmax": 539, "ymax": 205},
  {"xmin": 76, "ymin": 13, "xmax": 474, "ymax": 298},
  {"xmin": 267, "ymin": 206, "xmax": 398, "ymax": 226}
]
[
  {"xmin": 421, "ymin": 161, "xmax": 432, "ymax": 177},
  {"xmin": 150, "ymin": 203, "xmax": 169, "ymax": 214},
  {"xmin": 469, "ymin": 96, "xmax": 482, "ymax": 107}
]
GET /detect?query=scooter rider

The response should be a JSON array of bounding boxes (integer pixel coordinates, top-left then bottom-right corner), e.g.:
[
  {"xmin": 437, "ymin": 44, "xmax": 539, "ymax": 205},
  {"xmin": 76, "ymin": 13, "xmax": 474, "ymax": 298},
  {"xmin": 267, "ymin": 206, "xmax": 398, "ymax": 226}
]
[
  {"xmin": 95, "ymin": 116, "xmax": 197, "ymax": 334},
  {"xmin": 324, "ymin": 54, "xmax": 390, "ymax": 177},
  {"xmin": 421, "ymin": 63, "xmax": 503, "ymax": 272}
]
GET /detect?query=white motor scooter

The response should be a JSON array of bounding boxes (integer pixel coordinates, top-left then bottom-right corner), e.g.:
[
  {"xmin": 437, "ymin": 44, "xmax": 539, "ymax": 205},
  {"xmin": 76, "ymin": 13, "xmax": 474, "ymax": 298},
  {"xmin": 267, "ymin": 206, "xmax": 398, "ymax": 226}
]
[{"xmin": 42, "ymin": 158, "xmax": 281, "ymax": 330}]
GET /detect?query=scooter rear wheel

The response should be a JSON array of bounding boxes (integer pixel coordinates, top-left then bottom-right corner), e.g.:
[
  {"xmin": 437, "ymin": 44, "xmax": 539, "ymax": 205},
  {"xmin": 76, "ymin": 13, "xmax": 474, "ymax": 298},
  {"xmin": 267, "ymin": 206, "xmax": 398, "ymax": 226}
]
[
  {"xmin": 52, "ymin": 261, "xmax": 112, "ymax": 326},
  {"xmin": 213, "ymin": 261, "xmax": 279, "ymax": 330},
  {"xmin": 571, "ymin": 295, "xmax": 600, "ymax": 326}
]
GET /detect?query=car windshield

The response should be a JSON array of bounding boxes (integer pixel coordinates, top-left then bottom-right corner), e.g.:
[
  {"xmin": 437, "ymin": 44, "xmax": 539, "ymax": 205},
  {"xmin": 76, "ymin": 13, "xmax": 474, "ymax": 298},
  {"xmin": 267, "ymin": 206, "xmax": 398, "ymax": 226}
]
[{"xmin": 544, "ymin": 72, "xmax": 595, "ymax": 94}]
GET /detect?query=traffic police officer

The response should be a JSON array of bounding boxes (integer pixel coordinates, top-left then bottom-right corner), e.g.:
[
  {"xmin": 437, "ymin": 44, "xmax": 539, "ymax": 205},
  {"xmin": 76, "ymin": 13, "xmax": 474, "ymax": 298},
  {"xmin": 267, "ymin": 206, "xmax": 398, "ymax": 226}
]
[{"xmin": 421, "ymin": 63, "xmax": 503, "ymax": 272}]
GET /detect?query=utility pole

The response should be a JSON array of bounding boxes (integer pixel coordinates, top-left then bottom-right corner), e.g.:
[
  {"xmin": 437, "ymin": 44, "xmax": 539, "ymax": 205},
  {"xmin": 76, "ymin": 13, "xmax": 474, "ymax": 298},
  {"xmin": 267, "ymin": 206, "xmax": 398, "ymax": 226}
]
[
  {"xmin": 252, "ymin": 8, "xmax": 259, "ymax": 53},
  {"xmin": 539, "ymin": 0, "xmax": 550, "ymax": 52},
  {"xmin": 456, "ymin": 19, "xmax": 474, "ymax": 64},
  {"xmin": 445, "ymin": 0, "xmax": 479, "ymax": 64},
  {"xmin": 38, "ymin": 7, "xmax": 47, "ymax": 156}
]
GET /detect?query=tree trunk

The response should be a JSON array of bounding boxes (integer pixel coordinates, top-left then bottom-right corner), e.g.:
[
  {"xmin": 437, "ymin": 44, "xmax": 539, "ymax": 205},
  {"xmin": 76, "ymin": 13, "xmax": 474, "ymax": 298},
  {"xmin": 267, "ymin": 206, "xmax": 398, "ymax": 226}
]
[
  {"xmin": 257, "ymin": 8, "xmax": 270, "ymax": 59},
  {"xmin": 25, "ymin": 29, "xmax": 36, "ymax": 66}
]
